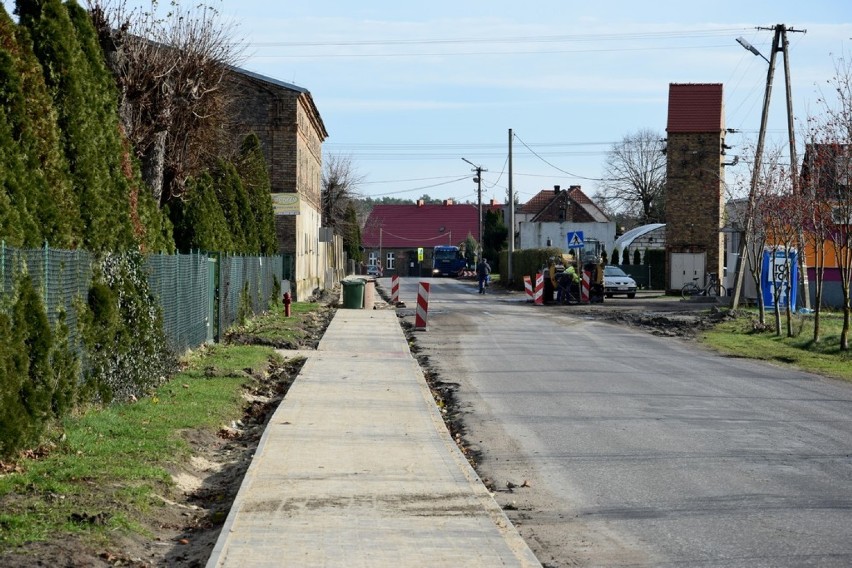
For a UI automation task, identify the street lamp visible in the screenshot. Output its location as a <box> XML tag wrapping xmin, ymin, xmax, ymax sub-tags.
<box><xmin>730</xmin><ymin>35</ymin><xmax>775</xmax><ymax>309</ymax></box>
<box><xmin>462</xmin><ymin>157</ymin><xmax>486</xmax><ymax>258</ymax></box>
<box><xmin>736</xmin><ymin>37</ymin><xmax>769</xmax><ymax>63</ymax></box>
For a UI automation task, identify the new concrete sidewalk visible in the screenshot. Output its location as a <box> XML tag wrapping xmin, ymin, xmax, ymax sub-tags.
<box><xmin>207</xmin><ymin>308</ymin><xmax>541</xmax><ymax>567</ymax></box>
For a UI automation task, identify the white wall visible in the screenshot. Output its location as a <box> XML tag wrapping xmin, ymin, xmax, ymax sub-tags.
<box><xmin>519</xmin><ymin>221</ymin><xmax>616</xmax><ymax>253</ymax></box>
<box><xmin>293</xmin><ymin>203</ymin><xmax>323</xmax><ymax>300</ymax></box>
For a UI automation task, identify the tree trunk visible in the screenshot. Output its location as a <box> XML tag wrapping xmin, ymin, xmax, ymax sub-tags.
<box><xmin>142</xmin><ymin>131</ymin><xmax>167</xmax><ymax>207</ymax></box>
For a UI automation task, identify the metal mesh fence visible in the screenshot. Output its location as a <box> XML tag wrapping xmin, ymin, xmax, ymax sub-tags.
<box><xmin>0</xmin><ymin>243</ymin><xmax>92</xmax><ymax>354</ymax></box>
<box><xmin>145</xmin><ymin>251</ymin><xmax>212</xmax><ymax>353</ymax></box>
<box><xmin>218</xmin><ymin>254</ymin><xmax>283</xmax><ymax>335</ymax></box>
<box><xmin>1</xmin><ymin>243</ymin><xmax>284</xmax><ymax>358</ymax></box>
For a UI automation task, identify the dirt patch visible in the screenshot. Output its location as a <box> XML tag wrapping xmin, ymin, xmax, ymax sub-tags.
<box><xmin>224</xmin><ymin>304</ymin><xmax>336</xmax><ymax>349</ymax></box>
<box><xmin>575</xmin><ymin>304</ymin><xmax>735</xmax><ymax>338</ymax></box>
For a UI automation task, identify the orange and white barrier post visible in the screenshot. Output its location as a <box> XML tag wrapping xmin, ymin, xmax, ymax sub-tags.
<box><xmin>391</xmin><ymin>274</ymin><xmax>400</xmax><ymax>304</ymax></box>
<box><xmin>581</xmin><ymin>270</ymin><xmax>590</xmax><ymax>303</ymax></box>
<box><xmin>524</xmin><ymin>275</ymin><xmax>533</xmax><ymax>301</ymax></box>
<box><xmin>414</xmin><ymin>281</ymin><xmax>430</xmax><ymax>331</ymax></box>
<box><xmin>534</xmin><ymin>273</ymin><xmax>544</xmax><ymax>305</ymax></box>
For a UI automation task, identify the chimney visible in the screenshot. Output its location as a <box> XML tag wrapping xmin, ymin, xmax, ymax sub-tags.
<box><xmin>417</xmin><ymin>199</ymin><xmax>425</xmax><ymax>207</ymax></box>
<box><xmin>490</xmin><ymin>198</ymin><xmax>497</xmax><ymax>206</ymax></box>
<box><xmin>554</xmin><ymin>185</ymin><xmax>561</xmax><ymax>194</ymax></box>
<box><xmin>569</xmin><ymin>185</ymin><xmax>581</xmax><ymax>192</ymax></box>
<box><xmin>443</xmin><ymin>199</ymin><xmax>453</xmax><ymax>206</ymax></box>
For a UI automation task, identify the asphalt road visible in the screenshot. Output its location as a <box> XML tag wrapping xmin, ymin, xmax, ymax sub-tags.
<box><xmin>393</xmin><ymin>277</ymin><xmax>852</xmax><ymax>567</ymax></box>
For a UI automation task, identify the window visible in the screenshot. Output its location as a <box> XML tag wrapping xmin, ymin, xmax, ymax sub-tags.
<box><xmin>831</xmin><ymin>207</ymin><xmax>852</xmax><ymax>225</ymax></box>
<box><xmin>368</xmin><ymin>252</ymin><xmax>378</xmax><ymax>266</ymax></box>
<box><xmin>835</xmin><ymin>149</ymin><xmax>851</xmax><ymax>188</ymax></box>
<box><xmin>386</xmin><ymin>252</ymin><xmax>395</xmax><ymax>270</ymax></box>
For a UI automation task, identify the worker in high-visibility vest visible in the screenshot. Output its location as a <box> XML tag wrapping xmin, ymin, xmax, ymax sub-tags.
<box><xmin>557</xmin><ymin>264</ymin><xmax>580</xmax><ymax>304</ymax></box>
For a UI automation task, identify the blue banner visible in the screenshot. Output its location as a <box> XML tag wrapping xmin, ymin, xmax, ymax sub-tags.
<box><xmin>761</xmin><ymin>249</ymin><xmax>798</xmax><ymax>311</ymax></box>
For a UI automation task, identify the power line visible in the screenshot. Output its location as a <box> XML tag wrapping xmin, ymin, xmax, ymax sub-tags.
<box><xmin>367</xmin><ymin>175</ymin><xmax>470</xmax><ymax>197</ymax></box>
<box><xmin>247</xmin><ymin>28</ymin><xmax>749</xmax><ymax>48</ymax></box>
<box><xmin>250</xmin><ymin>43</ymin><xmax>737</xmax><ymax>60</ymax></box>
<box><xmin>512</xmin><ymin>133</ymin><xmax>609</xmax><ymax>181</ymax></box>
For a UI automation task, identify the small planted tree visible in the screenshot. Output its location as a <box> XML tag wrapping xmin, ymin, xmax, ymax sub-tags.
<box><xmin>807</xmin><ymin>56</ymin><xmax>852</xmax><ymax>350</ymax></box>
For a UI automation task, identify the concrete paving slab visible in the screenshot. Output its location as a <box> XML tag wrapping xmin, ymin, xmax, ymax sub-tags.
<box><xmin>207</xmin><ymin>309</ymin><xmax>540</xmax><ymax>567</ymax></box>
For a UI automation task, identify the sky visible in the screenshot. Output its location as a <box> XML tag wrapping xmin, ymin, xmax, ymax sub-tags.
<box><xmin>5</xmin><ymin>1</ymin><xmax>852</xmax><ymax>206</ymax></box>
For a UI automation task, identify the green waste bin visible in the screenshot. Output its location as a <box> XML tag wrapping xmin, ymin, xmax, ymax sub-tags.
<box><xmin>342</xmin><ymin>279</ymin><xmax>365</xmax><ymax>309</ymax></box>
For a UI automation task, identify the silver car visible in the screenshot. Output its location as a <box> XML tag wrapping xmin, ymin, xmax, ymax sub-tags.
<box><xmin>604</xmin><ymin>265</ymin><xmax>637</xmax><ymax>298</ymax></box>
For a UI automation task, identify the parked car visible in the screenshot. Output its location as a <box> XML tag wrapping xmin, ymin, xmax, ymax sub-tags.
<box><xmin>604</xmin><ymin>265</ymin><xmax>637</xmax><ymax>298</ymax></box>
<box><xmin>366</xmin><ymin>265</ymin><xmax>382</xmax><ymax>277</ymax></box>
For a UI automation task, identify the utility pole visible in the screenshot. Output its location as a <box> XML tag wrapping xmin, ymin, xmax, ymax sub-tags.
<box><xmin>780</xmin><ymin>26</ymin><xmax>810</xmax><ymax>310</ymax></box>
<box><xmin>462</xmin><ymin>158</ymin><xmax>487</xmax><ymax>258</ymax></box>
<box><xmin>508</xmin><ymin>128</ymin><xmax>515</xmax><ymax>284</ymax></box>
<box><xmin>731</xmin><ymin>24</ymin><xmax>806</xmax><ymax>310</ymax></box>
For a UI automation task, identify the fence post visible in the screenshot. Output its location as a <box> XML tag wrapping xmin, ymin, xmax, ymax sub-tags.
<box><xmin>43</xmin><ymin>240</ymin><xmax>49</xmax><ymax>300</ymax></box>
<box><xmin>216</xmin><ymin>251</ymin><xmax>222</xmax><ymax>342</ymax></box>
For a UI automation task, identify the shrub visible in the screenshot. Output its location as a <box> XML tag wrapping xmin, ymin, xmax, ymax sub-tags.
<box><xmin>499</xmin><ymin>247</ymin><xmax>565</xmax><ymax>289</ymax></box>
<box><xmin>0</xmin><ymin>274</ymin><xmax>78</xmax><ymax>459</ymax></box>
<box><xmin>236</xmin><ymin>134</ymin><xmax>277</xmax><ymax>255</ymax></box>
<box><xmin>80</xmin><ymin>252</ymin><xmax>176</xmax><ymax>403</ymax></box>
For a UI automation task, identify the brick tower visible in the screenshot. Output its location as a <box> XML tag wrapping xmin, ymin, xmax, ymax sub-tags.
<box><xmin>664</xmin><ymin>83</ymin><xmax>726</xmax><ymax>292</ymax></box>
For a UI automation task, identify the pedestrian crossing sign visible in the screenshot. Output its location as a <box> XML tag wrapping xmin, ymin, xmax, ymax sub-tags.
<box><xmin>566</xmin><ymin>231</ymin><xmax>584</xmax><ymax>249</ymax></box>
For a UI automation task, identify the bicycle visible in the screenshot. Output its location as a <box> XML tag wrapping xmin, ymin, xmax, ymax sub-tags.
<box><xmin>681</xmin><ymin>272</ymin><xmax>725</xmax><ymax>300</ymax></box>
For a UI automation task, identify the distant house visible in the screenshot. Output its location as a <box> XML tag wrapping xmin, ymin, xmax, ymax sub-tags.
<box><xmin>517</xmin><ymin>185</ymin><xmax>614</xmax><ymax>253</ymax></box>
<box><xmin>722</xmin><ymin>143</ymin><xmax>852</xmax><ymax>308</ymax></box>
<box><xmin>224</xmin><ymin>67</ymin><xmax>340</xmax><ymax>300</ymax></box>
<box><xmin>799</xmin><ymin>143</ymin><xmax>851</xmax><ymax>308</ymax></box>
<box><xmin>361</xmin><ymin>200</ymin><xmax>484</xmax><ymax>276</ymax></box>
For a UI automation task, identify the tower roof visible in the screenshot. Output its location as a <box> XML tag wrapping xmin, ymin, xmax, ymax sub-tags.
<box><xmin>666</xmin><ymin>83</ymin><xmax>724</xmax><ymax>133</ymax></box>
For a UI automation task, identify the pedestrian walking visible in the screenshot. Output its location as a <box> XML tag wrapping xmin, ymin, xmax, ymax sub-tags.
<box><xmin>476</xmin><ymin>258</ymin><xmax>491</xmax><ymax>294</ymax></box>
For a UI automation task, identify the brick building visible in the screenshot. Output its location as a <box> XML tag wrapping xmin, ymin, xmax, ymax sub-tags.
<box><xmin>361</xmin><ymin>200</ymin><xmax>486</xmax><ymax>277</ymax></box>
<box><xmin>225</xmin><ymin>68</ymin><xmax>339</xmax><ymax>300</ymax></box>
<box><xmin>664</xmin><ymin>83</ymin><xmax>726</xmax><ymax>292</ymax></box>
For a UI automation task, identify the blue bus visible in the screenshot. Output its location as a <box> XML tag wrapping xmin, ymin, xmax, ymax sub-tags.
<box><xmin>432</xmin><ymin>245</ymin><xmax>466</xmax><ymax>277</ymax></box>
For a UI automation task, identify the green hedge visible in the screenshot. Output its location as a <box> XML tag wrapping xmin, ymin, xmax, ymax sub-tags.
<box><xmin>499</xmin><ymin>247</ymin><xmax>565</xmax><ymax>290</ymax></box>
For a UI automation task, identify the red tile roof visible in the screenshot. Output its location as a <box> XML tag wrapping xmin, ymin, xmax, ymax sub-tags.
<box><xmin>568</xmin><ymin>186</ymin><xmax>609</xmax><ymax>222</ymax></box>
<box><xmin>520</xmin><ymin>186</ymin><xmax>609</xmax><ymax>222</ymax></box>
<box><xmin>362</xmin><ymin>203</ymin><xmax>480</xmax><ymax>248</ymax></box>
<box><xmin>666</xmin><ymin>83</ymin><xmax>724</xmax><ymax>133</ymax></box>
<box><xmin>519</xmin><ymin>189</ymin><xmax>557</xmax><ymax>215</ymax></box>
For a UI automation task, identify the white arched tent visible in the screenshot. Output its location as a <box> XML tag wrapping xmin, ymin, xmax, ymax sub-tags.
<box><xmin>613</xmin><ymin>223</ymin><xmax>666</xmax><ymax>263</ymax></box>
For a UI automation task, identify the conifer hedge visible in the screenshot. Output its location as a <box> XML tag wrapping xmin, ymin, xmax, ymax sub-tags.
<box><xmin>0</xmin><ymin>1</ymin><xmax>280</xmax><ymax>459</ymax></box>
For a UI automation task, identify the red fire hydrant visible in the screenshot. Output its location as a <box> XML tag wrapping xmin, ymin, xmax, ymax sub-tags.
<box><xmin>283</xmin><ymin>291</ymin><xmax>292</xmax><ymax>317</ymax></box>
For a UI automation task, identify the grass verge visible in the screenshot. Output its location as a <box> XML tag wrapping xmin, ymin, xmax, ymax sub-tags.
<box><xmin>0</xmin><ymin>300</ymin><xmax>328</xmax><ymax>556</ymax></box>
<box><xmin>701</xmin><ymin>308</ymin><xmax>852</xmax><ymax>382</ymax></box>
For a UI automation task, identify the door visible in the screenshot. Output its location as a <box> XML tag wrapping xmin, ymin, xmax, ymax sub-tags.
<box><xmin>670</xmin><ymin>252</ymin><xmax>705</xmax><ymax>290</ymax></box>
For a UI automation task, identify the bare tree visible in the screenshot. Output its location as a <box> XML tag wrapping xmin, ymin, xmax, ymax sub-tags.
<box><xmin>596</xmin><ymin>129</ymin><xmax>667</xmax><ymax>224</ymax></box>
<box><xmin>760</xmin><ymin>152</ymin><xmax>801</xmax><ymax>337</ymax></box>
<box><xmin>322</xmin><ymin>154</ymin><xmax>365</xmax><ymax>263</ymax></box>
<box><xmin>800</xmin><ymin>141</ymin><xmax>836</xmax><ymax>344</ymax></box>
<box><xmin>808</xmin><ymin>56</ymin><xmax>852</xmax><ymax>350</ymax></box>
<box><xmin>322</xmin><ymin>154</ymin><xmax>364</xmax><ymax>230</ymax></box>
<box><xmin>89</xmin><ymin>0</ymin><xmax>245</xmax><ymax>206</ymax></box>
